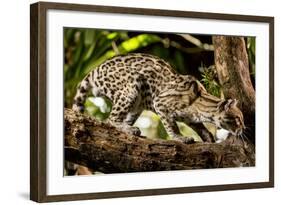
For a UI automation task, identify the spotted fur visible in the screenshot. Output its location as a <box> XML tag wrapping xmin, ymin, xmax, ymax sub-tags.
<box><xmin>72</xmin><ymin>53</ymin><xmax>245</xmax><ymax>143</ymax></box>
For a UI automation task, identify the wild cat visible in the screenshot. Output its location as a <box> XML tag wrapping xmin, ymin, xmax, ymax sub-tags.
<box><xmin>72</xmin><ymin>53</ymin><xmax>245</xmax><ymax>143</ymax></box>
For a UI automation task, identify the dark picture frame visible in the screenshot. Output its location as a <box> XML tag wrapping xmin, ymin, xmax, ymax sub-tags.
<box><xmin>30</xmin><ymin>1</ymin><xmax>274</xmax><ymax>202</ymax></box>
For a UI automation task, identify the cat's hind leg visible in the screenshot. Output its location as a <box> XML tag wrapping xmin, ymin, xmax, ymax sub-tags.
<box><xmin>107</xmin><ymin>90</ymin><xmax>142</xmax><ymax>136</ymax></box>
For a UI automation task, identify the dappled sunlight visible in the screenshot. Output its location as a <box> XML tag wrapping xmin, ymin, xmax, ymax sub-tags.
<box><xmin>89</xmin><ymin>97</ymin><xmax>108</xmax><ymax>113</ymax></box>
<box><xmin>134</xmin><ymin>111</ymin><xmax>160</xmax><ymax>139</ymax></box>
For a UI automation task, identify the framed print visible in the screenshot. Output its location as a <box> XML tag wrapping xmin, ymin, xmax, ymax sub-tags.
<box><xmin>30</xmin><ymin>1</ymin><xmax>274</xmax><ymax>202</ymax></box>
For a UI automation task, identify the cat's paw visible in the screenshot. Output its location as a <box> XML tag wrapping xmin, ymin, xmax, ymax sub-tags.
<box><xmin>126</xmin><ymin>126</ymin><xmax>141</xmax><ymax>136</ymax></box>
<box><xmin>119</xmin><ymin>125</ymin><xmax>141</xmax><ymax>136</ymax></box>
<box><xmin>108</xmin><ymin>121</ymin><xmax>141</xmax><ymax>136</ymax></box>
<box><xmin>173</xmin><ymin>135</ymin><xmax>195</xmax><ymax>144</ymax></box>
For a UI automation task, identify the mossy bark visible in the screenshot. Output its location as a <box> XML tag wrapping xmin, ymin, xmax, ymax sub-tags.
<box><xmin>64</xmin><ymin>108</ymin><xmax>254</xmax><ymax>173</ymax></box>
<box><xmin>213</xmin><ymin>36</ymin><xmax>255</xmax><ymax>143</ymax></box>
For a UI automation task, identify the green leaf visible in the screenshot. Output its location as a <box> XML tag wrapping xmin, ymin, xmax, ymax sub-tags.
<box><xmin>106</xmin><ymin>32</ymin><xmax>118</xmax><ymax>40</ymax></box>
<box><xmin>84</xmin><ymin>29</ymin><xmax>96</xmax><ymax>46</ymax></box>
<box><xmin>83</xmin><ymin>44</ymin><xmax>96</xmax><ymax>62</ymax></box>
<box><xmin>73</xmin><ymin>36</ymin><xmax>84</xmax><ymax>64</ymax></box>
<box><xmin>83</xmin><ymin>34</ymin><xmax>162</xmax><ymax>75</ymax></box>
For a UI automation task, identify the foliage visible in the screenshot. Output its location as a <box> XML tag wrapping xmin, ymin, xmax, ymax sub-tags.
<box><xmin>200</xmin><ymin>65</ymin><xmax>221</xmax><ymax>97</ymax></box>
<box><xmin>247</xmin><ymin>37</ymin><xmax>256</xmax><ymax>77</ymax></box>
<box><xmin>84</xmin><ymin>97</ymin><xmax>111</xmax><ymax>121</ymax></box>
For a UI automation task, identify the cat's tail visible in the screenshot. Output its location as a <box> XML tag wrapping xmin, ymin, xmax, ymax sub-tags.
<box><xmin>72</xmin><ymin>71</ymin><xmax>94</xmax><ymax>112</ymax></box>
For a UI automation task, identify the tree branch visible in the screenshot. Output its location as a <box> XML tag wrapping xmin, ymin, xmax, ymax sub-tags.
<box><xmin>212</xmin><ymin>36</ymin><xmax>256</xmax><ymax>142</ymax></box>
<box><xmin>64</xmin><ymin>108</ymin><xmax>255</xmax><ymax>173</ymax></box>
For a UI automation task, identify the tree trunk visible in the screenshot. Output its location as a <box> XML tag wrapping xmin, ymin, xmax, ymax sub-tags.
<box><xmin>212</xmin><ymin>36</ymin><xmax>255</xmax><ymax>142</ymax></box>
<box><xmin>64</xmin><ymin>108</ymin><xmax>255</xmax><ymax>173</ymax></box>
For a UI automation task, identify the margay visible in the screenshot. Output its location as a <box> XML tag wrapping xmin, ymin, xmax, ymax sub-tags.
<box><xmin>72</xmin><ymin>53</ymin><xmax>245</xmax><ymax>143</ymax></box>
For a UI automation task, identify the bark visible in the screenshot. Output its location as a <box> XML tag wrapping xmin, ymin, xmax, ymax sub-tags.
<box><xmin>64</xmin><ymin>108</ymin><xmax>255</xmax><ymax>173</ymax></box>
<box><xmin>212</xmin><ymin>36</ymin><xmax>256</xmax><ymax>142</ymax></box>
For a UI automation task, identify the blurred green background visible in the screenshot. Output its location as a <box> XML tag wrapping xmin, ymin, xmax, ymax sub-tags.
<box><xmin>64</xmin><ymin>28</ymin><xmax>255</xmax><ymax>141</ymax></box>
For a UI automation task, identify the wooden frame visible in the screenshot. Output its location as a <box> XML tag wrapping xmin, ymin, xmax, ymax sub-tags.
<box><xmin>30</xmin><ymin>1</ymin><xmax>274</xmax><ymax>202</ymax></box>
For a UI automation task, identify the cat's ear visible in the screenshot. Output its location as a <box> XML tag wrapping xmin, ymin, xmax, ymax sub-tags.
<box><xmin>219</xmin><ymin>99</ymin><xmax>237</xmax><ymax>111</ymax></box>
<box><xmin>232</xmin><ymin>99</ymin><xmax>238</xmax><ymax>107</ymax></box>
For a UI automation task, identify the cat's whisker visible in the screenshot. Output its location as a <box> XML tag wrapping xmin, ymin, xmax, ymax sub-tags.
<box><xmin>243</xmin><ymin>129</ymin><xmax>253</xmax><ymax>138</ymax></box>
<box><xmin>242</xmin><ymin>133</ymin><xmax>250</xmax><ymax>143</ymax></box>
<box><xmin>245</xmin><ymin>124</ymin><xmax>255</xmax><ymax>129</ymax></box>
<box><xmin>243</xmin><ymin>126</ymin><xmax>252</xmax><ymax>133</ymax></box>
<box><xmin>246</xmin><ymin>125</ymin><xmax>254</xmax><ymax>129</ymax></box>
<box><xmin>238</xmin><ymin>133</ymin><xmax>246</xmax><ymax>146</ymax></box>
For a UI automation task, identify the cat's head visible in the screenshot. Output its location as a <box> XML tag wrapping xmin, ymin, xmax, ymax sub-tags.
<box><xmin>216</xmin><ymin>99</ymin><xmax>245</xmax><ymax>135</ymax></box>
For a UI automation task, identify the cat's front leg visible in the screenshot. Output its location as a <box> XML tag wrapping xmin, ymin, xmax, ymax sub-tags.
<box><xmin>188</xmin><ymin>123</ymin><xmax>215</xmax><ymax>142</ymax></box>
<box><xmin>157</xmin><ymin>112</ymin><xmax>195</xmax><ymax>144</ymax></box>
